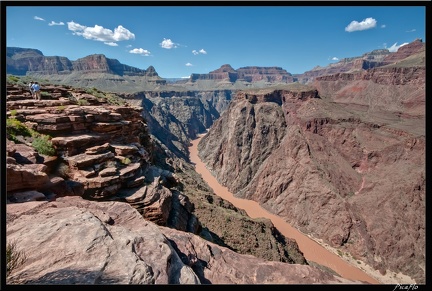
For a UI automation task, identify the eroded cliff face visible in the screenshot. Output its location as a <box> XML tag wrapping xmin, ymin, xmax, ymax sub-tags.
<box><xmin>119</xmin><ymin>89</ymin><xmax>233</xmax><ymax>160</ymax></box>
<box><xmin>197</xmin><ymin>75</ymin><xmax>425</xmax><ymax>283</ymax></box>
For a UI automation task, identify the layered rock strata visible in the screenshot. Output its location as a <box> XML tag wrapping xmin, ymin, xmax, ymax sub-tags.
<box><xmin>198</xmin><ymin>80</ymin><xmax>425</xmax><ymax>283</ymax></box>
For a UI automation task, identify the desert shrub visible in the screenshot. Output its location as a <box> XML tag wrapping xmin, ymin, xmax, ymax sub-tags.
<box><xmin>7</xmin><ymin>118</ymin><xmax>55</xmax><ymax>155</ymax></box>
<box><xmin>6</xmin><ymin>240</ymin><xmax>27</xmax><ymax>280</ymax></box>
<box><xmin>56</xmin><ymin>162</ymin><xmax>71</xmax><ymax>178</ymax></box>
<box><xmin>77</xmin><ymin>99</ymin><xmax>90</xmax><ymax>106</ymax></box>
<box><xmin>6</xmin><ymin>118</ymin><xmax>33</xmax><ymax>141</ymax></box>
<box><xmin>41</xmin><ymin>91</ymin><xmax>51</xmax><ymax>98</ymax></box>
<box><xmin>7</xmin><ymin>75</ymin><xmax>20</xmax><ymax>84</ymax></box>
<box><xmin>121</xmin><ymin>157</ymin><xmax>131</xmax><ymax>165</ymax></box>
<box><xmin>9</xmin><ymin>109</ymin><xmax>18</xmax><ymax>117</ymax></box>
<box><xmin>57</xmin><ymin>105</ymin><xmax>66</xmax><ymax>111</ymax></box>
<box><xmin>32</xmin><ymin>134</ymin><xmax>56</xmax><ymax>156</ymax></box>
<box><xmin>106</xmin><ymin>93</ymin><xmax>126</xmax><ymax>105</ymax></box>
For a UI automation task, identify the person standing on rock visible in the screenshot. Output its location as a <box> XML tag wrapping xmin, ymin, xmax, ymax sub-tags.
<box><xmin>28</xmin><ymin>81</ymin><xmax>35</xmax><ymax>98</ymax></box>
<box><xmin>32</xmin><ymin>82</ymin><xmax>41</xmax><ymax>100</ymax></box>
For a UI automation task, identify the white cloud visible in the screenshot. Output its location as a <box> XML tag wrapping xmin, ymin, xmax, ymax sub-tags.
<box><xmin>67</xmin><ymin>21</ymin><xmax>135</xmax><ymax>43</ymax></box>
<box><xmin>34</xmin><ymin>16</ymin><xmax>45</xmax><ymax>21</ymax></box>
<box><xmin>105</xmin><ymin>42</ymin><xmax>118</xmax><ymax>47</ymax></box>
<box><xmin>387</xmin><ymin>42</ymin><xmax>409</xmax><ymax>52</ymax></box>
<box><xmin>185</xmin><ymin>63</ymin><xmax>193</xmax><ymax>66</ymax></box>
<box><xmin>406</xmin><ymin>29</ymin><xmax>416</xmax><ymax>32</ymax></box>
<box><xmin>331</xmin><ymin>57</ymin><xmax>339</xmax><ymax>61</ymax></box>
<box><xmin>345</xmin><ymin>17</ymin><xmax>377</xmax><ymax>32</ymax></box>
<box><xmin>48</xmin><ymin>21</ymin><xmax>64</xmax><ymax>26</ymax></box>
<box><xmin>192</xmin><ymin>49</ymin><xmax>207</xmax><ymax>55</ymax></box>
<box><xmin>160</xmin><ymin>38</ymin><xmax>178</xmax><ymax>49</ymax></box>
<box><xmin>129</xmin><ymin>48</ymin><xmax>151</xmax><ymax>56</ymax></box>
<box><xmin>381</xmin><ymin>24</ymin><xmax>386</xmax><ymax>28</ymax></box>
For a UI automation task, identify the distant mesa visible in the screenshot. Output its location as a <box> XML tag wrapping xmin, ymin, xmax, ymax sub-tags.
<box><xmin>190</xmin><ymin>64</ymin><xmax>295</xmax><ymax>83</ymax></box>
<box><xmin>6</xmin><ymin>47</ymin><xmax>158</xmax><ymax>78</ymax></box>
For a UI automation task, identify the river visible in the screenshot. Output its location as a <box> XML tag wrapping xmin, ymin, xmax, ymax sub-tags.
<box><xmin>189</xmin><ymin>134</ymin><xmax>380</xmax><ymax>284</ymax></box>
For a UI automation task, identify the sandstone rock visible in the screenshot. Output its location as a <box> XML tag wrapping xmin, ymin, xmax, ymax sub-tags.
<box><xmin>6</xmin><ymin>197</ymin><xmax>362</xmax><ymax>285</ymax></box>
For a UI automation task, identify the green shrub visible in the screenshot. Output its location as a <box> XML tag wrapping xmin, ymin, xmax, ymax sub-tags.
<box><xmin>77</xmin><ymin>99</ymin><xmax>90</xmax><ymax>106</ymax></box>
<box><xmin>6</xmin><ymin>118</ymin><xmax>32</xmax><ymax>141</ymax></box>
<box><xmin>41</xmin><ymin>91</ymin><xmax>51</xmax><ymax>98</ymax></box>
<box><xmin>6</xmin><ymin>240</ymin><xmax>27</xmax><ymax>280</ymax></box>
<box><xmin>32</xmin><ymin>134</ymin><xmax>56</xmax><ymax>156</ymax></box>
<box><xmin>7</xmin><ymin>118</ymin><xmax>56</xmax><ymax>156</ymax></box>
<box><xmin>9</xmin><ymin>109</ymin><xmax>18</xmax><ymax>116</ymax></box>
<box><xmin>56</xmin><ymin>162</ymin><xmax>71</xmax><ymax>178</ymax></box>
<box><xmin>7</xmin><ymin>75</ymin><xmax>20</xmax><ymax>84</ymax></box>
<box><xmin>121</xmin><ymin>157</ymin><xmax>131</xmax><ymax>165</ymax></box>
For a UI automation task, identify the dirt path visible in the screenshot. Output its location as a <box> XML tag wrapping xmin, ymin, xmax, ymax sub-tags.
<box><xmin>189</xmin><ymin>134</ymin><xmax>381</xmax><ymax>284</ymax></box>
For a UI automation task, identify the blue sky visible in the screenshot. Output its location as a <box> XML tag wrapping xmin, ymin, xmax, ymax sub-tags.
<box><xmin>5</xmin><ymin>3</ymin><xmax>426</xmax><ymax>78</ymax></box>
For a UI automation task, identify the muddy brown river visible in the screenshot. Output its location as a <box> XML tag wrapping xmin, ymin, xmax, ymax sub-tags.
<box><xmin>189</xmin><ymin>134</ymin><xmax>380</xmax><ymax>284</ymax></box>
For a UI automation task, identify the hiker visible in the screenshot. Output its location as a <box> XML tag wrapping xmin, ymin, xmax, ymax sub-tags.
<box><xmin>32</xmin><ymin>82</ymin><xmax>41</xmax><ymax>100</ymax></box>
<box><xmin>28</xmin><ymin>81</ymin><xmax>35</xmax><ymax>98</ymax></box>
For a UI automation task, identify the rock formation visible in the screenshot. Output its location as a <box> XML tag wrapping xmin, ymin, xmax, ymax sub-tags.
<box><xmin>6</xmin><ymin>48</ymin><xmax>166</xmax><ymax>92</ymax></box>
<box><xmin>197</xmin><ymin>45</ymin><xmax>426</xmax><ymax>283</ymax></box>
<box><xmin>293</xmin><ymin>39</ymin><xmax>425</xmax><ymax>84</ymax></box>
<box><xmin>6</xmin><ymin>196</ymin><xmax>362</xmax><ymax>284</ymax></box>
<box><xmin>190</xmin><ymin>64</ymin><xmax>294</xmax><ymax>84</ymax></box>
<box><xmin>6</xmin><ymin>81</ymin><xmax>353</xmax><ymax>284</ymax></box>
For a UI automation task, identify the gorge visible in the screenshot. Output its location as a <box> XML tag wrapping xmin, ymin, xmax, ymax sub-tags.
<box><xmin>5</xmin><ymin>38</ymin><xmax>426</xmax><ymax>285</ymax></box>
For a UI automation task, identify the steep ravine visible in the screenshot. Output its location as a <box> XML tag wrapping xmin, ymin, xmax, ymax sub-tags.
<box><xmin>189</xmin><ymin>134</ymin><xmax>381</xmax><ymax>284</ymax></box>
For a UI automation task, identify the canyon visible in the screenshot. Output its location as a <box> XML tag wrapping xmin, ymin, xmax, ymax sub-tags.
<box><xmin>5</xmin><ymin>38</ymin><xmax>426</xmax><ymax>284</ymax></box>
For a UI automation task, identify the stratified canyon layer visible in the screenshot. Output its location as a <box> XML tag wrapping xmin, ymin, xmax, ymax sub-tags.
<box><xmin>197</xmin><ymin>40</ymin><xmax>425</xmax><ymax>283</ymax></box>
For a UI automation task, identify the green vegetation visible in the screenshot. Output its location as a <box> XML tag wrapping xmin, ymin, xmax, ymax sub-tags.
<box><xmin>6</xmin><ymin>118</ymin><xmax>56</xmax><ymax>156</ymax></box>
<box><xmin>32</xmin><ymin>134</ymin><xmax>56</xmax><ymax>156</ymax></box>
<box><xmin>105</xmin><ymin>93</ymin><xmax>127</xmax><ymax>106</ymax></box>
<box><xmin>85</xmin><ymin>87</ymin><xmax>126</xmax><ymax>105</ymax></box>
<box><xmin>7</xmin><ymin>75</ymin><xmax>20</xmax><ymax>83</ymax></box>
<box><xmin>56</xmin><ymin>162</ymin><xmax>71</xmax><ymax>179</ymax></box>
<box><xmin>41</xmin><ymin>91</ymin><xmax>51</xmax><ymax>98</ymax></box>
<box><xmin>77</xmin><ymin>99</ymin><xmax>90</xmax><ymax>106</ymax></box>
<box><xmin>6</xmin><ymin>74</ymin><xmax>44</xmax><ymax>87</ymax></box>
<box><xmin>6</xmin><ymin>240</ymin><xmax>27</xmax><ymax>280</ymax></box>
<box><xmin>9</xmin><ymin>109</ymin><xmax>18</xmax><ymax>117</ymax></box>
<box><xmin>6</xmin><ymin>118</ymin><xmax>34</xmax><ymax>141</ymax></box>
<box><xmin>121</xmin><ymin>157</ymin><xmax>132</xmax><ymax>165</ymax></box>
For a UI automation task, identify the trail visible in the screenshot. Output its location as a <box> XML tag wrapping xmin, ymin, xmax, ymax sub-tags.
<box><xmin>189</xmin><ymin>134</ymin><xmax>380</xmax><ymax>284</ymax></box>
